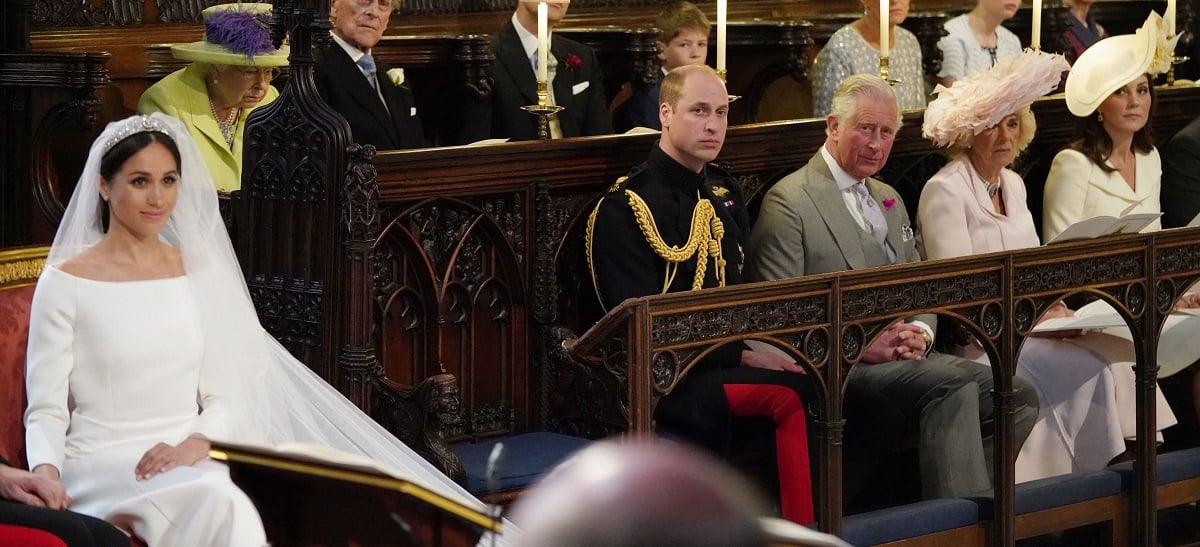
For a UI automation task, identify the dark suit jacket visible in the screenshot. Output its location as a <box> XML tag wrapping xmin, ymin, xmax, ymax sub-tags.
<box><xmin>614</xmin><ymin>71</ymin><xmax>663</xmax><ymax>132</ymax></box>
<box><xmin>313</xmin><ymin>43</ymin><xmax>426</xmax><ymax>151</ymax></box>
<box><xmin>1162</xmin><ymin>115</ymin><xmax>1200</xmax><ymax>228</ymax></box>
<box><xmin>460</xmin><ymin>21</ymin><xmax>613</xmax><ymax>142</ymax></box>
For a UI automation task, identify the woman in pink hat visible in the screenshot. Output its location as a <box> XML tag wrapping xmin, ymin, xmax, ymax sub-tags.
<box><xmin>918</xmin><ymin>48</ymin><xmax>1178</xmax><ymax>482</ymax></box>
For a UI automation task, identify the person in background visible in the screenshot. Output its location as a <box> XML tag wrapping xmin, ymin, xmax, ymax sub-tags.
<box><xmin>748</xmin><ymin>74</ymin><xmax>1039</xmax><ymax>499</ymax></box>
<box><xmin>138</xmin><ymin>3</ymin><xmax>287</xmax><ymax>192</ymax></box>
<box><xmin>1160</xmin><ymin>114</ymin><xmax>1200</xmax><ymax>229</ymax></box>
<box><xmin>615</xmin><ymin>1</ymin><xmax>710</xmax><ymax>131</ymax></box>
<box><xmin>459</xmin><ymin>0</ymin><xmax>612</xmax><ymax>142</ymax></box>
<box><xmin>314</xmin><ymin>0</ymin><xmax>427</xmax><ymax>150</ymax></box>
<box><xmin>936</xmin><ymin>0</ymin><xmax>1021</xmax><ymax>88</ymax></box>
<box><xmin>919</xmin><ymin>50</ymin><xmax>1176</xmax><ymax>481</ymax></box>
<box><xmin>811</xmin><ymin>0</ymin><xmax>925</xmax><ymax>117</ymax></box>
<box><xmin>1046</xmin><ymin>13</ymin><xmax>1200</xmax><ymax>426</ymax></box>
<box><xmin>1063</xmin><ymin>0</ymin><xmax>1108</xmax><ymax>64</ymax></box>
<box><xmin>512</xmin><ymin>438</ymin><xmax>852</xmax><ymax>547</ymax></box>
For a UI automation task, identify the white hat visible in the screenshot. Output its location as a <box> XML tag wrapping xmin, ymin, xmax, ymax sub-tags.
<box><xmin>1065</xmin><ymin>13</ymin><xmax>1177</xmax><ymax>117</ymax></box>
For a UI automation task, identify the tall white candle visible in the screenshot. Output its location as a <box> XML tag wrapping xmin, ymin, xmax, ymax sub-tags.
<box><xmin>879</xmin><ymin>0</ymin><xmax>889</xmax><ymax>58</ymax></box>
<box><xmin>1032</xmin><ymin>0</ymin><xmax>1042</xmax><ymax>49</ymax></box>
<box><xmin>537</xmin><ymin>2</ymin><xmax>549</xmax><ymax>82</ymax></box>
<box><xmin>1167</xmin><ymin>0</ymin><xmax>1177</xmax><ymax>37</ymax></box>
<box><xmin>717</xmin><ymin>0</ymin><xmax>727</xmax><ymax>71</ymax></box>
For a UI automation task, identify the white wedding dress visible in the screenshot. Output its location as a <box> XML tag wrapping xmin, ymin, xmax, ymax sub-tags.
<box><xmin>29</xmin><ymin>113</ymin><xmax>514</xmax><ymax>547</ymax></box>
<box><xmin>25</xmin><ymin>267</ymin><xmax>266</xmax><ymax>546</ymax></box>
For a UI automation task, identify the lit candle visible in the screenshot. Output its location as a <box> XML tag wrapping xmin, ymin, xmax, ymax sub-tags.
<box><xmin>879</xmin><ymin>0</ymin><xmax>889</xmax><ymax>58</ymax></box>
<box><xmin>537</xmin><ymin>1</ymin><xmax>549</xmax><ymax>82</ymax></box>
<box><xmin>1032</xmin><ymin>0</ymin><xmax>1042</xmax><ymax>49</ymax></box>
<box><xmin>1166</xmin><ymin>0</ymin><xmax>1177</xmax><ymax>37</ymax></box>
<box><xmin>717</xmin><ymin>0</ymin><xmax>727</xmax><ymax>71</ymax></box>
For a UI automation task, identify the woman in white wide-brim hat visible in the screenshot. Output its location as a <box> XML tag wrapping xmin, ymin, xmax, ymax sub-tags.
<box><xmin>1045</xmin><ymin>12</ymin><xmax>1200</xmax><ymax>425</ymax></box>
<box><xmin>138</xmin><ymin>3</ymin><xmax>289</xmax><ymax>192</ymax></box>
<box><xmin>918</xmin><ymin>48</ymin><xmax>1177</xmax><ymax>482</ymax></box>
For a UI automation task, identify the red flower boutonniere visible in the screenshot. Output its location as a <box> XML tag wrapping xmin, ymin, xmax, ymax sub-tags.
<box><xmin>882</xmin><ymin>197</ymin><xmax>896</xmax><ymax>211</ymax></box>
<box><xmin>565</xmin><ymin>53</ymin><xmax>583</xmax><ymax>71</ymax></box>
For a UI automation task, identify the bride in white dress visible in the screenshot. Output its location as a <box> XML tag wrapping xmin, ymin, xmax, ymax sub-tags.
<box><xmin>25</xmin><ymin>113</ymin><xmax>511</xmax><ymax>545</ymax></box>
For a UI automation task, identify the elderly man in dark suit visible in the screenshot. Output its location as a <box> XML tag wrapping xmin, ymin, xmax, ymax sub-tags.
<box><xmin>314</xmin><ymin>0</ymin><xmax>426</xmax><ymax>150</ymax></box>
<box><xmin>459</xmin><ymin>0</ymin><xmax>612</xmax><ymax>142</ymax></box>
<box><xmin>748</xmin><ymin>74</ymin><xmax>1038</xmax><ymax>500</ymax></box>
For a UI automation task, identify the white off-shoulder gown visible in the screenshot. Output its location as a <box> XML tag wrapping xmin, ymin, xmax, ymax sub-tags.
<box><xmin>24</xmin><ymin>266</ymin><xmax>265</xmax><ymax>546</ymax></box>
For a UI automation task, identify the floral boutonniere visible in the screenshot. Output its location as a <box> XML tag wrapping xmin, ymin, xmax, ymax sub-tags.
<box><xmin>564</xmin><ymin>53</ymin><xmax>583</xmax><ymax>72</ymax></box>
<box><xmin>882</xmin><ymin>197</ymin><xmax>896</xmax><ymax>211</ymax></box>
<box><xmin>387</xmin><ymin>67</ymin><xmax>406</xmax><ymax>87</ymax></box>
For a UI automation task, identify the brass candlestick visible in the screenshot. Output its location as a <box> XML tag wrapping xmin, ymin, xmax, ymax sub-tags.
<box><xmin>879</xmin><ymin>56</ymin><xmax>901</xmax><ymax>86</ymax></box>
<box><xmin>1166</xmin><ymin>35</ymin><xmax>1190</xmax><ymax>86</ymax></box>
<box><xmin>716</xmin><ymin>69</ymin><xmax>741</xmax><ymax>103</ymax></box>
<box><xmin>521</xmin><ymin>80</ymin><xmax>565</xmax><ymax>140</ymax></box>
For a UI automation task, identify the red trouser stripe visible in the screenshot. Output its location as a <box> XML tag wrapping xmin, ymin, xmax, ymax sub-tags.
<box><xmin>0</xmin><ymin>523</ymin><xmax>68</xmax><ymax>547</ymax></box>
<box><xmin>723</xmin><ymin>383</ymin><xmax>815</xmax><ymax>524</ymax></box>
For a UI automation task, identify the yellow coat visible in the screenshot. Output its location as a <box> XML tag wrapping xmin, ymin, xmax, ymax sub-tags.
<box><xmin>137</xmin><ymin>63</ymin><xmax>279</xmax><ymax>192</ymax></box>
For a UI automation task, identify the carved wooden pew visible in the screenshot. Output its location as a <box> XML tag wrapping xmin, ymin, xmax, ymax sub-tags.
<box><xmin>567</xmin><ymin>228</ymin><xmax>1200</xmax><ymax>546</ymax></box>
<box><xmin>359</xmin><ymin>85</ymin><xmax>1200</xmax><ymax>458</ymax></box>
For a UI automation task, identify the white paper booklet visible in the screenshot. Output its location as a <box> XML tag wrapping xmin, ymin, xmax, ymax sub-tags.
<box><xmin>1030</xmin><ymin>312</ymin><xmax>1128</xmax><ymax>333</ymax></box>
<box><xmin>1046</xmin><ymin>212</ymin><xmax>1162</xmax><ymax>243</ymax></box>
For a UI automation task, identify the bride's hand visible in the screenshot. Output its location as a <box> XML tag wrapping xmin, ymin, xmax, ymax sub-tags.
<box><xmin>135</xmin><ymin>435</ymin><xmax>211</xmax><ymax>481</ymax></box>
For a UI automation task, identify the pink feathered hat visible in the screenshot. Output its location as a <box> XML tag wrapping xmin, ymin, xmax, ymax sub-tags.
<box><xmin>922</xmin><ymin>49</ymin><xmax>1069</xmax><ymax>149</ymax></box>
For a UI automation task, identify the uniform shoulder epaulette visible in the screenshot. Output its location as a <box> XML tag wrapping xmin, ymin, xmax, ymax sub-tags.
<box><xmin>607</xmin><ymin>163</ymin><xmax>649</xmax><ymax>193</ymax></box>
<box><xmin>704</xmin><ymin>162</ymin><xmax>736</xmax><ymax>199</ymax></box>
<box><xmin>705</xmin><ymin>161</ymin><xmax>732</xmax><ymax>177</ymax></box>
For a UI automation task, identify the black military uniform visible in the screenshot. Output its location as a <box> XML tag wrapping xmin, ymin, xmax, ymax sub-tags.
<box><xmin>587</xmin><ymin>144</ymin><xmax>814</xmax><ymax>451</ymax></box>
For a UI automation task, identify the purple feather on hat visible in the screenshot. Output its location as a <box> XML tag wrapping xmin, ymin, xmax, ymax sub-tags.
<box><xmin>205</xmin><ymin>9</ymin><xmax>275</xmax><ymax>57</ymax></box>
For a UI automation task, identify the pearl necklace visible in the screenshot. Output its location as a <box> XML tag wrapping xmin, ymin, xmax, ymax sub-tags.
<box><xmin>209</xmin><ymin>98</ymin><xmax>240</xmax><ymax>149</ymax></box>
<box><xmin>973</xmin><ymin>163</ymin><xmax>1001</xmax><ymax>197</ymax></box>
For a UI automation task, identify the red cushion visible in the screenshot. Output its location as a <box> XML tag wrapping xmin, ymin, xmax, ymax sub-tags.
<box><xmin>0</xmin><ymin>284</ymin><xmax>34</xmax><ymax>469</ymax></box>
<box><xmin>0</xmin><ymin>523</ymin><xmax>68</xmax><ymax>546</ymax></box>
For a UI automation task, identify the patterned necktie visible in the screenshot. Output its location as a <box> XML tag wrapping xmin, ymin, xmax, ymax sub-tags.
<box><xmin>854</xmin><ymin>182</ymin><xmax>889</xmax><ymax>249</ymax></box>
<box><xmin>357</xmin><ymin>54</ymin><xmax>379</xmax><ymax>93</ymax></box>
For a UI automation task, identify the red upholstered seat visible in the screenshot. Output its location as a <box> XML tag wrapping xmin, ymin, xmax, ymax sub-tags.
<box><xmin>0</xmin><ymin>247</ymin><xmax>47</xmax><ymax>469</ymax></box>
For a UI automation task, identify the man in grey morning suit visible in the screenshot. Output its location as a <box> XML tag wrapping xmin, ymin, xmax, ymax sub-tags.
<box><xmin>747</xmin><ymin>74</ymin><xmax>1038</xmax><ymax>499</ymax></box>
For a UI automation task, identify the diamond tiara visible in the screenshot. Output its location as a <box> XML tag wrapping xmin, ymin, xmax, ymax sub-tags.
<box><xmin>102</xmin><ymin>115</ymin><xmax>173</xmax><ymax>154</ymax></box>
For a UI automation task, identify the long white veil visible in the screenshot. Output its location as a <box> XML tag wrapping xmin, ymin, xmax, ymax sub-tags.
<box><xmin>49</xmin><ymin>113</ymin><xmax>514</xmax><ymax>544</ymax></box>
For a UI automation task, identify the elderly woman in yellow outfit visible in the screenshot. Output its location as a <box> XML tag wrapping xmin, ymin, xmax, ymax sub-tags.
<box><xmin>138</xmin><ymin>3</ymin><xmax>288</xmax><ymax>192</ymax></box>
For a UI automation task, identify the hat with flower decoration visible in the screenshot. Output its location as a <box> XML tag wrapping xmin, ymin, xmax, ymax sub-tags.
<box><xmin>922</xmin><ymin>49</ymin><xmax>1070</xmax><ymax>149</ymax></box>
<box><xmin>172</xmin><ymin>3</ymin><xmax>289</xmax><ymax>67</ymax></box>
<box><xmin>1065</xmin><ymin>12</ymin><xmax>1178</xmax><ymax>117</ymax></box>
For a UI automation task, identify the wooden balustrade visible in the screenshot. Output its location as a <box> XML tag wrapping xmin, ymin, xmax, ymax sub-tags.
<box><xmin>568</xmin><ymin>227</ymin><xmax>1200</xmax><ymax>544</ymax></box>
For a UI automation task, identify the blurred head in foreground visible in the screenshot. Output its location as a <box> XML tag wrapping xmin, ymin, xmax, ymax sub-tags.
<box><xmin>511</xmin><ymin>438</ymin><xmax>768</xmax><ymax>547</ymax></box>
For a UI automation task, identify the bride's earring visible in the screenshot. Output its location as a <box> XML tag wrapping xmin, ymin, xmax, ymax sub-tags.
<box><xmin>1098</xmin><ymin>112</ymin><xmax>1104</xmax><ymax>122</ymax></box>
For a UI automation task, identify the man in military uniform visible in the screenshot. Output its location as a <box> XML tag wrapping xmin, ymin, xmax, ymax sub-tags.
<box><xmin>587</xmin><ymin>64</ymin><xmax>823</xmax><ymax>523</ymax></box>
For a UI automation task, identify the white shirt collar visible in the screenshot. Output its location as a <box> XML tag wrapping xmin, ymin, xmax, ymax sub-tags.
<box><xmin>331</xmin><ymin>31</ymin><xmax>368</xmax><ymax>63</ymax></box>
<box><xmin>513</xmin><ymin>13</ymin><xmax>543</xmax><ymax>61</ymax></box>
<box><xmin>820</xmin><ymin>145</ymin><xmax>863</xmax><ymax>191</ymax></box>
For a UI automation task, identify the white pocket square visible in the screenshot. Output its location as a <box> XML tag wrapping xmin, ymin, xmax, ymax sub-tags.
<box><xmin>410</xmin><ymin>107</ymin><xmax>417</xmax><ymax>117</ymax></box>
<box><xmin>572</xmin><ymin>81</ymin><xmax>589</xmax><ymax>95</ymax></box>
